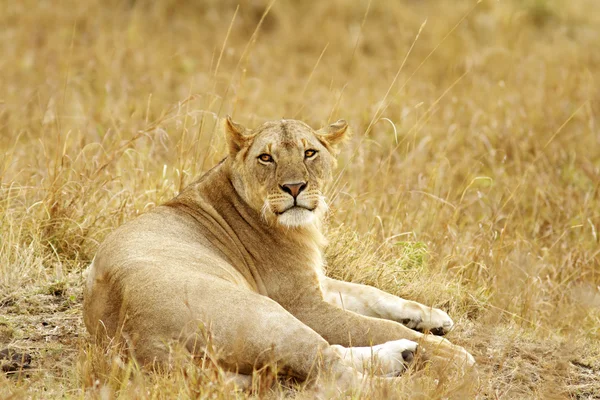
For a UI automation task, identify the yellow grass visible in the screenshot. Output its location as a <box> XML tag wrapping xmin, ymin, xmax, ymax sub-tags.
<box><xmin>1</xmin><ymin>0</ymin><xmax>599</xmax><ymax>398</ymax></box>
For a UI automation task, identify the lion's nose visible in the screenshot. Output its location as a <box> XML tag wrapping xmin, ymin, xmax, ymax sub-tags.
<box><xmin>280</xmin><ymin>182</ymin><xmax>307</xmax><ymax>199</ymax></box>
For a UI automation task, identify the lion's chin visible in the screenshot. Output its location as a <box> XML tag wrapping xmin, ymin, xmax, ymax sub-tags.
<box><xmin>276</xmin><ymin>207</ymin><xmax>316</xmax><ymax>228</ymax></box>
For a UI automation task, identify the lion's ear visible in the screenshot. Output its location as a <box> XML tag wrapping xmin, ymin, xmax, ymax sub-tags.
<box><xmin>223</xmin><ymin>115</ymin><xmax>251</xmax><ymax>157</ymax></box>
<box><xmin>317</xmin><ymin>119</ymin><xmax>349</xmax><ymax>154</ymax></box>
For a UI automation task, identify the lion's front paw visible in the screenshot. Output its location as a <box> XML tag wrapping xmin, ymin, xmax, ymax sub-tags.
<box><xmin>416</xmin><ymin>307</ymin><xmax>454</xmax><ymax>336</ymax></box>
<box><xmin>396</xmin><ymin>306</ymin><xmax>454</xmax><ymax>336</ymax></box>
<box><xmin>333</xmin><ymin>339</ymin><xmax>418</xmax><ymax>376</ymax></box>
<box><xmin>373</xmin><ymin>339</ymin><xmax>419</xmax><ymax>376</ymax></box>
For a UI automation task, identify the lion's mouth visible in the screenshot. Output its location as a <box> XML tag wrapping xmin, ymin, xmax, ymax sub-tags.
<box><xmin>275</xmin><ymin>205</ymin><xmax>316</xmax><ymax>215</ymax></box>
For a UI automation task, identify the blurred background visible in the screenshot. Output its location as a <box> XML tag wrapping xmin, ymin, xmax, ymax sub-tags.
<box><xmin>1</xmin><ymin>0</ymin><xmax>599</xmax><ymax>398</ymax></box>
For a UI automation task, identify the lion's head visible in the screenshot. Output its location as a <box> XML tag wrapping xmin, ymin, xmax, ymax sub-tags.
<box><xmin>224</xmin><ymin>117</ymin><xmax>348</xmax><ymax>228</ymax></box>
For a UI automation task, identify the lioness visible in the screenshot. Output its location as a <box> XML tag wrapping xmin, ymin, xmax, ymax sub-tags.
<box><xmin>83</xmin><ymin>117</ymin><xmax>474</xmax><ymax>389</ymax></box>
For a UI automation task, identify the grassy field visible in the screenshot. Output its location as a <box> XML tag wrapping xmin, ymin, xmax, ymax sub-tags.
<box><xmin>1</xmin><ymin>0</ymin><xmax>599</xmax><ymax>398</ymax></box>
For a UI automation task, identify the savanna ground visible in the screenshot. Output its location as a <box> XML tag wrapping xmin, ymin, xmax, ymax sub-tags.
<box><xmin>1</xmin><ymin>0</ymin><xmax>599</xmax><ymax>398</ymax></box>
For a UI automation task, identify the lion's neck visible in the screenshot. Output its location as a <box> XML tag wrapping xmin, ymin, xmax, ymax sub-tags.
<box><xmin>172</xmin><ymin>162</ymin><xmax>326</xmax><ymax>299</ymax></box>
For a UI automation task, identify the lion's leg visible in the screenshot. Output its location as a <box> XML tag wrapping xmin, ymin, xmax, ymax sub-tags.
<box><xmin>280</xmin><ymin>288</ymin><xmax>474</xmax><ymax>368</ymax></box>
<box><xmin>120</xmin><ymin>274</ymin><xmax>385</xmax><ymax>387</ymax></box>
<box><xmin>321</xmin><ymin>277</ymin><xmax>454</xmax><ymax>335</ymax></box>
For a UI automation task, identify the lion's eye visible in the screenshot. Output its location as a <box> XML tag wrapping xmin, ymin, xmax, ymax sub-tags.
<box><xmin>305</xmin><ymin>149</ymin><xmax>317</xmax><ymax>158</ymax></box>
<box><xmin>258</xmin><ymin>153</ymin><xmax>274</xmax><ymax>163</ymax></box>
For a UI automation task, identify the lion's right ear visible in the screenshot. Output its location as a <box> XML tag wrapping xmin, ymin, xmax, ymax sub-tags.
<box><xmin>223</xmin><ymin>115</ymin><xmax>252</xmax><ymax>157</ymax></box>
<box><xmin>316</xmin><ymin>119</ymin><xmax>350</xmax><ymax>154</ymax></box>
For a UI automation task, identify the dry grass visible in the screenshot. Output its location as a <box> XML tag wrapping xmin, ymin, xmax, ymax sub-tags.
<box><xmin>1</xmin><ymin>0</ymin><xmax>599</xmax><ymax>398</ymax></box>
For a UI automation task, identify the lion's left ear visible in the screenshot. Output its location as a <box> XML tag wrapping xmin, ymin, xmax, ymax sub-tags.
<box><xmin>223</xmin><ymin>115</ymin><xmax>253</xmax><ymax>157</ymax></box>
<box><xmin>316</xmin><ymin>119</ymin><xmax>349</xmax><ymax>153</ymax></box>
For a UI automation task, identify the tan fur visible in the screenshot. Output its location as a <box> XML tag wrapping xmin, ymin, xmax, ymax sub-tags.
<box><xmin>83</xmin><ymin>117</ymin><xmax>473</xmax><ymax>389</ymax></box>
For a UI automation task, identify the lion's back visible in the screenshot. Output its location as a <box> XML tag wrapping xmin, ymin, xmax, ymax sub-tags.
<box><xmin>82</xmin><ymin>205</ymin><xmax>250</xmax><ymax>338</ymax></box>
